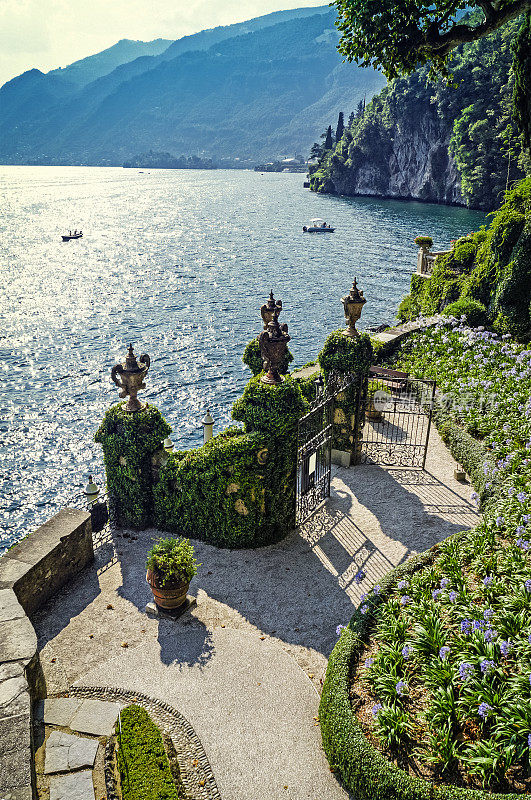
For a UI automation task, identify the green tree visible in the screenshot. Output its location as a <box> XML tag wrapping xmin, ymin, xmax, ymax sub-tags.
<box><xmin>309</xmin><ymin>141</ymin><xmax>323</xmax><ymax>160</ymax></box>
<box><xmin>347</xmin><ymin>110</ymin><xmax>356</xmax><ymax>127</ymax></box>
<box><xmin>335</xmin><ymin>111</ymin><xmax>345</xmax><ymax>142</ymax></box>
<box><xmin>333</xmin><ymin>0</ymin><xmax>531</xmax><ymax>155</ymax></box>
<box><xmin>323</xmin><ymin>125</ymin><xmax>334</xmax><ymax>150</ymax></box>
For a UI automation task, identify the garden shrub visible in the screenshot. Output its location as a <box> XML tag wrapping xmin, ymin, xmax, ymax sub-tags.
<box><xmin>321</xmin><ymin>320</ymin><xmax>531</xmax><ymax>797</ymax></box>
<box><xmin>442</xmin><ymin>298</ymin><xmax>488</xmax><ymax>327</ymax></box>
<box><xmin>115</xmin><ymin>705</ymin><xmax>183</xmax><ymax>800</ymax></box>
<box><xmin>404</xmin><ymin>179</ymin><xmax>531</xmax><ymax>339</ymax></box>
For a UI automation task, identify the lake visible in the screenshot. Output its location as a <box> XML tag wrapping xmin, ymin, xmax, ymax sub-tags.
<box><xmin>0</xmin><ymin>166</ymin><xmax>485</xmax><ymax>549</ymax></box>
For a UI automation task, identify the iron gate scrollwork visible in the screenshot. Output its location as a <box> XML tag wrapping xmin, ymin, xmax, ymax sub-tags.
<box><xmin>356</xmin><ymin>366</ymin><xmax>436</xmax><ymax>468</ymax></box>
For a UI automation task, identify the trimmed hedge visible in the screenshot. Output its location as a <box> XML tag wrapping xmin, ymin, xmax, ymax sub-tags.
<box><xmin>115</xmin><ymin>705</ymin><xmax>183</xmax><ymax>800</ymax></box>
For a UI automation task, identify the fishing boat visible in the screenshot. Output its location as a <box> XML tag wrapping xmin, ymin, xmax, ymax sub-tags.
<box><xmin>62</xmin><ymin>231</ymin><xmax>83</xmax><ymax>241</ymax></box>
<box><xmin>302</xmin><ymin>218</ymin><xmax>335</xmax><ymax>233</ymax></box>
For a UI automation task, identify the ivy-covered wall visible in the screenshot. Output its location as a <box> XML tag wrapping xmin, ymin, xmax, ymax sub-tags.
<box><xmin>318</xmin><ymin>331</ymin><xmax>374</xmax><ymax>461</ymax></box>
<box><xmin>95</xmin><ymin>404</ymin><xmax>171</xmax><ymax>529</ymax></box>
<box><xmin>153</xmin><ymin>376</ymin><xmax>308</xmax><ymax>547</ymax></box>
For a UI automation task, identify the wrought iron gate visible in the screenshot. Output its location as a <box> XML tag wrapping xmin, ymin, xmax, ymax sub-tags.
<box><xmin>296</xmin><ymin>386</ymin><xmax>334</xmax><ymax>526</ymax></box>
<box><xmin>356</xmin><ymin>366</ymin><xmax>436</xmax><ymax>468</ymax></box>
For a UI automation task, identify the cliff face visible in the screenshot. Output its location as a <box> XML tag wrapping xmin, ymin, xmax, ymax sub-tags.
<box><xmin>310</xmin><ymin>16</ymin><xmax>525</xmax><ymax>212</ymax></box>
<box><xmin>326</xmin><ymin>112</ymin><xmax>463</xmax><ymax>205</ymax></box>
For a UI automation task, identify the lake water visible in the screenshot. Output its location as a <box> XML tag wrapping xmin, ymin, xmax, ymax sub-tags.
<box><xmin>0</xmin><ymin>166</ymin><xmax>485</xmax><ymax>550</ymax></box>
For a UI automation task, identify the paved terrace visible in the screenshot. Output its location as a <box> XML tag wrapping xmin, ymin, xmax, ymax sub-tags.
<box><xmin>33</xmin><ymin>425</ymin><xmax>478</xmax><ymax>800</ymax></box>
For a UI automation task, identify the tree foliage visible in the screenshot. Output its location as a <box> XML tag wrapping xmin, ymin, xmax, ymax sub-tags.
<box><xmin>333</xmin><ymin>0</ymin><xmax>531</xmax><ymax>80</ymax></box>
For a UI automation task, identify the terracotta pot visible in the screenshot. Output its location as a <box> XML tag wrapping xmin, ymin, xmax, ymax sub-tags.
<box><xmin>146</xmin><ymin>568</ymin><xmax>189</xmax><ymax>610</ymax></box>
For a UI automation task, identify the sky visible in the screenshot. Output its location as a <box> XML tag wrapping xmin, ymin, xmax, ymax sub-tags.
<box><xmin>0</xmin><ymin>0</ymin><xmax>327</xmax><ymax>87</ymax></box>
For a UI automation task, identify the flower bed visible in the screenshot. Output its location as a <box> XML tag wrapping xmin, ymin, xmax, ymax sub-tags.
<box><xmin>321</xmin><ymin>320</ymin><xmax>531</xmax><ymax>796</ymax></box>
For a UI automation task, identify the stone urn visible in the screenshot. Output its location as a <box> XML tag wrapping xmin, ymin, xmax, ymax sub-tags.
<box><xmin>260</xmin><ymin>290</ymin><xmax>282</xmax><ymax>330</ymax></box>
<box><xmin>146</xmin><ymin>569</ymin><xmax>189</xmax><ymax>610</ymax></box>
<box><xmin>341</xmin><ymin>278</ymin><xmax>366</xmax><ymax>338</ymax></box>
<box><xmin>111</xmin><ymin>344</ymin><xmax>150</xmax><ymax>412</ymax></box>
<box><xmin>258</xmin><ymin>312</ymin><xmax>291</xmax><ymax>384</ymax></box>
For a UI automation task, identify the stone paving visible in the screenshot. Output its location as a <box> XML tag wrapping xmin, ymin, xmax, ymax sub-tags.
<box><xmin>32</xmin><ymin>422</ymin><xmax>478</xmax><ymax>800</ymax></box>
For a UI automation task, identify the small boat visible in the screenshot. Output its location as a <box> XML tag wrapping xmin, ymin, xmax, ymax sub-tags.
<box><xmin>303</xmin><ymin>218</ymin><xmax>335</xmax><ymax>233</ymax></box>
<box><xmin>62</xmin><ymin>231</ymin><xmax>83</xmax><ymax>241</ymax></box>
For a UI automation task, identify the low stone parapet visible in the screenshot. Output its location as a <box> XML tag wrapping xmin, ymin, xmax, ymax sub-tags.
<box><xmin>0</xmin><ymin>508</ymin><xmax>92</xmax><ymax>799</ymax></box>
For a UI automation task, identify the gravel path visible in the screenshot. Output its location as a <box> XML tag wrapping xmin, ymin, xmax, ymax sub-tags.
<box><xmin>33</xmin><ymin>423</ymin><xmax>478</xmax><ymax>800</ymax></box>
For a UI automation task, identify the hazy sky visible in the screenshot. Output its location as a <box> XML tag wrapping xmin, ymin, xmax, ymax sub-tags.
<box><xmin>0</xmin><ymin>0</ymin><xmax>327</xmax><ymax>87</ymax></box>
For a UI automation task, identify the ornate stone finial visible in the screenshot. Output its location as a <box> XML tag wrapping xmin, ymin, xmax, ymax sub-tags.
<box><xmin>341</xmin><ymin>278</ymin><xmax>367</xmax><ymax>338</ymax></box>
<box><xmin>111</xmin><ymin>344</ymin><xmax>151</xmax><ymax>412</ymax></box>
<box><xmin>258</xmin><ymin>311</ymin><xmax>291</xmax><ymax>385</ymax></box>
<box><xmin>260</xmin><ymin>290</ymin><xmax>282</xmax><ymax>330</ymax></box>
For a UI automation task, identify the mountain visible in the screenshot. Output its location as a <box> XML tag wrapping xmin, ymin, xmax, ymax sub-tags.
<box><xmin>309</xmin><ymin>14</ymin><xmax>526</xmax><ymax>211</ymax></box>
<box><xmin>0</xmin><ymin>7</ymin><xmax>385</xmax><ymax>166</ymax></box>
<box><xmin>47</xmin><ymin>39</ymin><xmax>173</xmax><ymax>88</ymax></box>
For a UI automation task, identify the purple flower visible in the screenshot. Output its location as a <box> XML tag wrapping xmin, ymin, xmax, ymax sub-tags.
<box><xmin>525</xmin><ymin>580</ymin><xmax>531</xmax><ymax>593</ymax></box>
<box><xmin>471</xmin><ymin>491</ymin><xmax>479</xmax><ymax>504</ymax></box>
<box><xmin>360</xmin><ymin>604</ymin><xmax>369</xmax><ymax>615</ymax></box>
<box><xmin>440</xmin><ymin>578</ymin><xmax>450</xmax><ymax>589</ymax></box>
<box><xmin>500</xmin><ymin>640</ymin><xmax>511</xmax><ymax>656</ymax></box>
<box><xmin>449</xmin><ymin>591</ymin><xmax>458</xmax><ymax>603</ymax></box>
<box><xmin>484</xmin><ymin>628</ymin><xmax>497</xmax><ymax>643</ymax></box>
<box><xmin>528</xmin><ymin>733</ymin><xmax>531</xmax><ymax>749</ymax></box>
<box><xmin>371</xmin><ymin>703</ymin><xmax>383</xmax><ymax>717</ymax></box>
<box><xmin>529</xmin><ymin>673</ymin><xmax>531</xmax><ymax>686</ymax></box>
<box><xmin>517</xmin><ymin>538</ymin><xmax>530</xmax><ymax>551</ymax></box>
<box><xmin>483</xmin><ymin>608</ymin><xmax>494</xmax><ymax>621</ymax></box>
<box><xmin>432</xmin><ymin>589</ymin><xmax>442</xmax><ymax>600</ymax></box>
<box><xmin>395</xmin><ymin>680</ymin><xmax>407</xmax><ymax>696</ymax></box>
<box><xmin>336</xmin><ymin>624</ymin><xmax>346</xmax><ymax>636</ymax></box>
<box><xmin>496</xmin><ymin>516</ymin><xmax>504</xmax><ymax>526</ymax></box>
<box><xmin>365</xmin><ymin>657</ymin><xmax>374</xmax><ymax>668</ymax></box>
<box><xmin>473</xmin><ymin>619</ymin><xmax>485</xmax><ymax>631</ymax></box>
<box><xmin>480</xmin><ymin>659</ymin><xmax>495</xmax><ymax>676</ymax></box>
<box><xmin>439</xmin><ymin>646</ymin><xmax>450</xmax><ymax>660</ymax></box>
<box><xmin>483</xmin><ymin>576</ymin><xmax>494</xmax><ymax>587</ymax></box>
<box><xmin>400</xmin><ymin>595</ymin><xmax>411</xmax><ymax>606</ymax></box>
<box><xmin>354</xmin><ymin>570</ymin><xmax>365</xmax><ymax>584</ymax></box>
<box><xmin>461</xmin><ymin>619</ymin><xmax>472</xmax><ymax>634</ymax></box>
<box><xmin>360</xmin><ymin>593</ymin><xmax>368</xmax><ymax>603</ymax></box>
<box><xmin>373</xmin><ymin>585</ymin><xmax>381</xmax><ymax>596</ymax></box>
<box><xmin>478</xmin><ymin>702</ymin><xmax>492</xmax><ymax>720</ymax></box>
<box><xmin>401</xmin><ymin>645</ymin><xmax>411</xmax><ymax>659</ymax></box>
<box><xmin>397</xmin><ymin>579</ymin><xmax>408</xmax><ymax>590</ymax></box>
<box><xmin>459</xmin><ymin>662</ymin><xmax>474</xmax><ymax>681</ymax></box>
<box><xmin>517</xmin><ymin>492</ymin><xmax>527</xmax><ymax>502</ymax></box>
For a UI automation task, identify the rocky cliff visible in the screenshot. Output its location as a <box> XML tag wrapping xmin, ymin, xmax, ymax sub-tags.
<box><xmin>310</xmin><ymin>15</ymin><xmax>525</xmax><ymax>211</ymax></box>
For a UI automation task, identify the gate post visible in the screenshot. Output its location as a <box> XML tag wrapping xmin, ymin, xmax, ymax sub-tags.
<box><xmin>318</xmin><ymin>331</ymin><xmax>373</xmax><ymax>466</ymax></box>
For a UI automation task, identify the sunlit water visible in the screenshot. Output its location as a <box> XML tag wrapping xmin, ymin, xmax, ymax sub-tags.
<box><xmin>0</xmin><ymin>166</ymin><xmax>485</xmax><ymax>549</ymax></box>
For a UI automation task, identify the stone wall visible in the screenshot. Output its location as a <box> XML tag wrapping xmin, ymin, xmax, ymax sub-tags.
<box><xmin>0</xmin><ymin>508</ymin><xmax>93</xmax><ymax>799</ymax></box>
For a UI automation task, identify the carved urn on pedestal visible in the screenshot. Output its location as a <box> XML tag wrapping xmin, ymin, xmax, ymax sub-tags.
<box><xmin>258</xmin><ymin>312</ymin><xmax>291</xmax><ymax>385</ymax></box>
<box><xmin>111</xmin><ymin>344</ymin><xmax>151</xmax><ymax>412</ymax></box>
<box><xmin>260</xmin><ymin>290</ymin><xmax>283</xmax><ymax>330</ymax></box>
<box><xmin>341</xmin><ymin>278</ymin><xmax>367</xmax><ymax>337</ymax></box>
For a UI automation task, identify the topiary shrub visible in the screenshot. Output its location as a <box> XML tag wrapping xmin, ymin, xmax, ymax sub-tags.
<box><xmin>242</xmin><ymin>336</ymin><xmax>293</xmax><ymax>376</ymax></box>
<box><xmin>318</xmin><ymin>331</ymin><xmax>374</xmax><ymax>377</ymax></box>
<box><xmin>441</xmin><ymin>298</ymin><xmax>488</xmax><ymax>326</ymax></box>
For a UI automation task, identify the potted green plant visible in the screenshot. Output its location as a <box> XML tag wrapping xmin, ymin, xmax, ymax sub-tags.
<box><xmin>414</xmin><ymin>235</ymin><xmax>433</xmax><ymax>250</ymax></box>
<box><xmin>146</xmin><ymin>537</ymin><xmax>199</xmax><ymax>610</ymax></box>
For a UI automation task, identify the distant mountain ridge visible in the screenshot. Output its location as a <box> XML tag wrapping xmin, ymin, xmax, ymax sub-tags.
<box><xmin>0</xmin><ymin>6</ymin><xmax>385</xmax><ymax>166</ymax></box>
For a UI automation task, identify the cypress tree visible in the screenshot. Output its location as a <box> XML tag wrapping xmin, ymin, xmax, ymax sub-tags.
<box><xmin>323</xmin><ymin>125</ymin><xmax>334</xmax><ymax>150</ymax></box>
<box><xmin>335</xmin><ymin>112</ymin><xmax>344</xmax><ymax>142</ymax></box>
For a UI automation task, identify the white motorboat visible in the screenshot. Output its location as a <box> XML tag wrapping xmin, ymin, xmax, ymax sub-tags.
<box><xmin>303</xmin><ymin>218</ymin><xmax>335</xmax><ymax>233</ymax></box>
